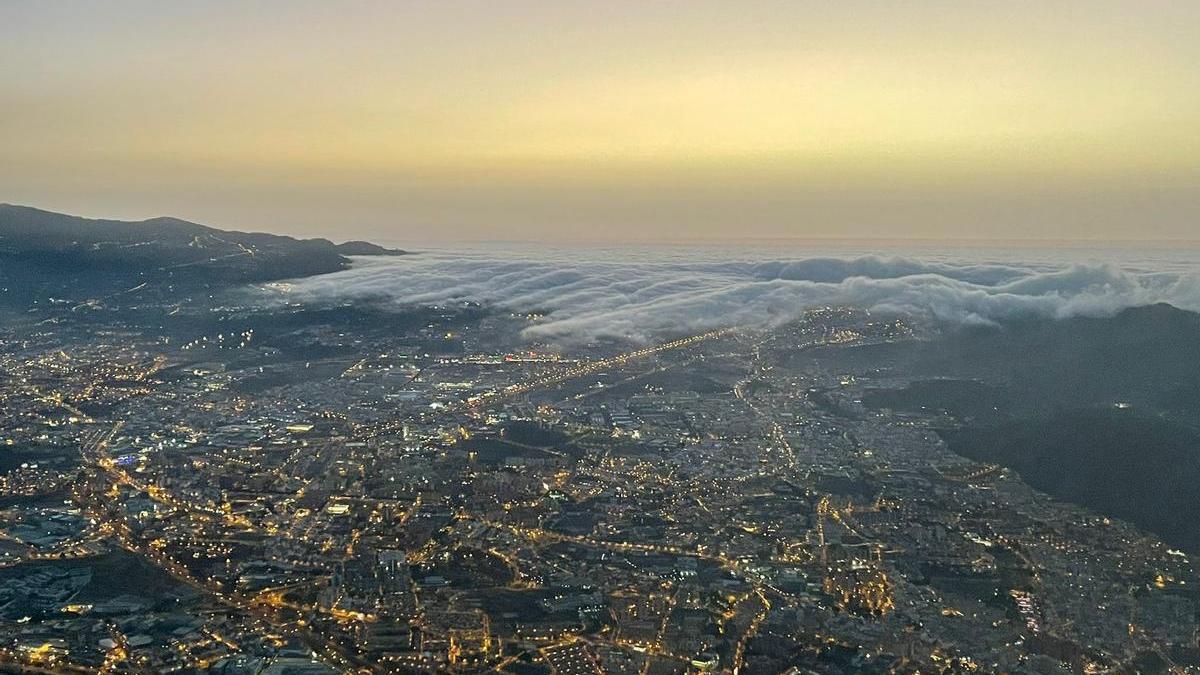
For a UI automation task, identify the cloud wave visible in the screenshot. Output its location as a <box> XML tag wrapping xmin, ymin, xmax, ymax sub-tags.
<box><xmin>259</xmin><ymin>249</ymin><xmax>1200</xmax><ymax>344</ymax></box>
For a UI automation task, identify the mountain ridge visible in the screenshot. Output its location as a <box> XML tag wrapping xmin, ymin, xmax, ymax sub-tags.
<box><xmin>0</xmin><ymin>203</ymin><xmax>405</xmax><ymax>255</ymax></box>
<box><xmin>0</xmin><ymin>204</ymin><xmax>405</xmax><ymax>293</ymax></box>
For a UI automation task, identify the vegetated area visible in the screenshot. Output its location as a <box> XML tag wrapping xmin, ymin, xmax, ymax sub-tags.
<box><xmin>853</xmin><ymin>304</ymin><xmax>1200</xmax><ymax>421</ymax></box>
<box><xmin>851</xmin><ymin>303</ymin><xmax>1200</xmax><ymax>551</ymax></box>
<box><xmin>941</xmin><ymin>408</ymin><xmax>1200</xmax><ymax>552</ymax></box>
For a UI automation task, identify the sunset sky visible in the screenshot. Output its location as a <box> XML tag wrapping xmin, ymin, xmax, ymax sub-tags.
<box><xmin>2</xmin><ymin>1</ymin><xmax>1198</xmax><ymax>242</ymax></box>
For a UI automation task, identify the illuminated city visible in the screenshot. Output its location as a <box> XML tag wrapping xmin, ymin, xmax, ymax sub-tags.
<box><xmin>1</xmin><ymin>226</ymin><xmax>1198</xmax><ymax>673</ymax></box>
<box><xmin>4</xmin><ymin>1</ymin><xmax>1200</xmax><ymax>673</ymax></box>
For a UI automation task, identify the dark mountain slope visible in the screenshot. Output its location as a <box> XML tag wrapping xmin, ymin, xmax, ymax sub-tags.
<box><xmin>0</xmin><ymin>203</ymin><xmax>403</xmax><ymax>279</ymax></box>
<box><xmin>0</xmin><ymin>204</ymin><xmax>404</xmax><ymax>305</ymax></box>
<box><xmin>851</xmin><ymin>304</ymin><xmax>1200</xmax><ymax>421</ymax></box>
<box><xmin>841</xmin><ymin>304</ymin><xmax>1200</xmax><ymax>551</ymax></box>
<box><xmin>943</xmin><ymin>409</ymin><xmax>1200</xmax><ymax>551</ymax></box>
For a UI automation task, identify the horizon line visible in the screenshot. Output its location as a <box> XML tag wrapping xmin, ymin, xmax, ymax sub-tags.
<box><xmin>6</xmin><ymin>201</ymin><xmax>1200</xmax><ymax>250</ymax></box>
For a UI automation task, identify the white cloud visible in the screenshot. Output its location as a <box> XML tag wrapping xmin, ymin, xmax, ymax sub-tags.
<box><xmin>259</xmin><ymin>250</ymin><xmax>1200</xmax><ymax>344</ymax></box>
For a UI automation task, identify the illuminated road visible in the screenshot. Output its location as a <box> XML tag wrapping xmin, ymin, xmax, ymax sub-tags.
<box><xmin>71</xmin><ymin>422</ymin><xmax>374</xmax><ymax>674</ymax></box>
<box><xmin>371</xmin><ymin>328</ymin><xmax>736</xmax><ymax>437</ymax></box>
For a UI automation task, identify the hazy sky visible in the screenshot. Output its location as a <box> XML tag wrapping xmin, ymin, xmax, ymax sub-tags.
<box><xmin>2</xmin><ymin>1</ymin><xmax>1198</xmax><ymax>242</ymax></box>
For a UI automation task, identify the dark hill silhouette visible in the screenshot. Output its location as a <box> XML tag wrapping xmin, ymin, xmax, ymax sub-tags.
<box><xmin>943</xmin><ymin>409</ymin><xmax>1200</xmax><ymax>552</ymax></box>
<box><xmin>851</xmin><ymin>303</ymin><xmax>1200</xmax><ymax>419</ymax></box>
<box><xmin>847</xmin><ymin>303</ymin><xmax>1200</xmax><ymax>551</ymax></box>
<box><xmin>0</xmin><ymin>204</ymin><xmax>404</xmax><ymax>304</ymax></box>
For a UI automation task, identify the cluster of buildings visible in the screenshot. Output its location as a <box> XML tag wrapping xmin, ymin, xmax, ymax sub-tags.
<box><xmin>0</xmin><ymin>303</ymin><xmax>1195</xmax><ymax>674</ymax></box>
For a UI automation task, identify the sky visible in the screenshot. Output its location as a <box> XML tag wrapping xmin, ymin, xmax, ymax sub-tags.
<box><xmin>2</xmin><ymin>1</ymin><xmax>1198</xmax><ymax>243</ymax></box>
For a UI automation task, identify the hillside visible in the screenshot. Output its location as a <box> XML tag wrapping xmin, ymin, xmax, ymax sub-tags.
<box><xmin>0</xmin><ymin>204</ymin><xmax>404</xmax><ymax>303</ymax></box>
<box><xmin>845</xmin><ymin>304</ymin><xmax>1200</xmax><ymax>551</ymax></box>
<box><xmin>942</xmin><ymin>409</ymin><xmax>1200</xmax><ymax>551</ymax></box>
<box><xmin>850</xmin><ymin>303</ymin><xmax>1200</xmax><ymax>421</ymax></box>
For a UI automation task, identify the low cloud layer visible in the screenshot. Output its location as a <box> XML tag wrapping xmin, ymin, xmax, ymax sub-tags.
<box><xmin>261</xmin><ymin>249</ymin><xmax>1200</xmax><ymax>344</ymax></box>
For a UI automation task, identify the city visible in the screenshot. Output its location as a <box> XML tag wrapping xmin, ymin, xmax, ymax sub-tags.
<box><xmin>4</xmin><ymin>2</ymin><xmax>1200</xmax><ymax>672</ymax></box>
<box><xmin>0</xmin><ymin>292</ymin><xmax>1195</xmax><ymax>674</ymax></box>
